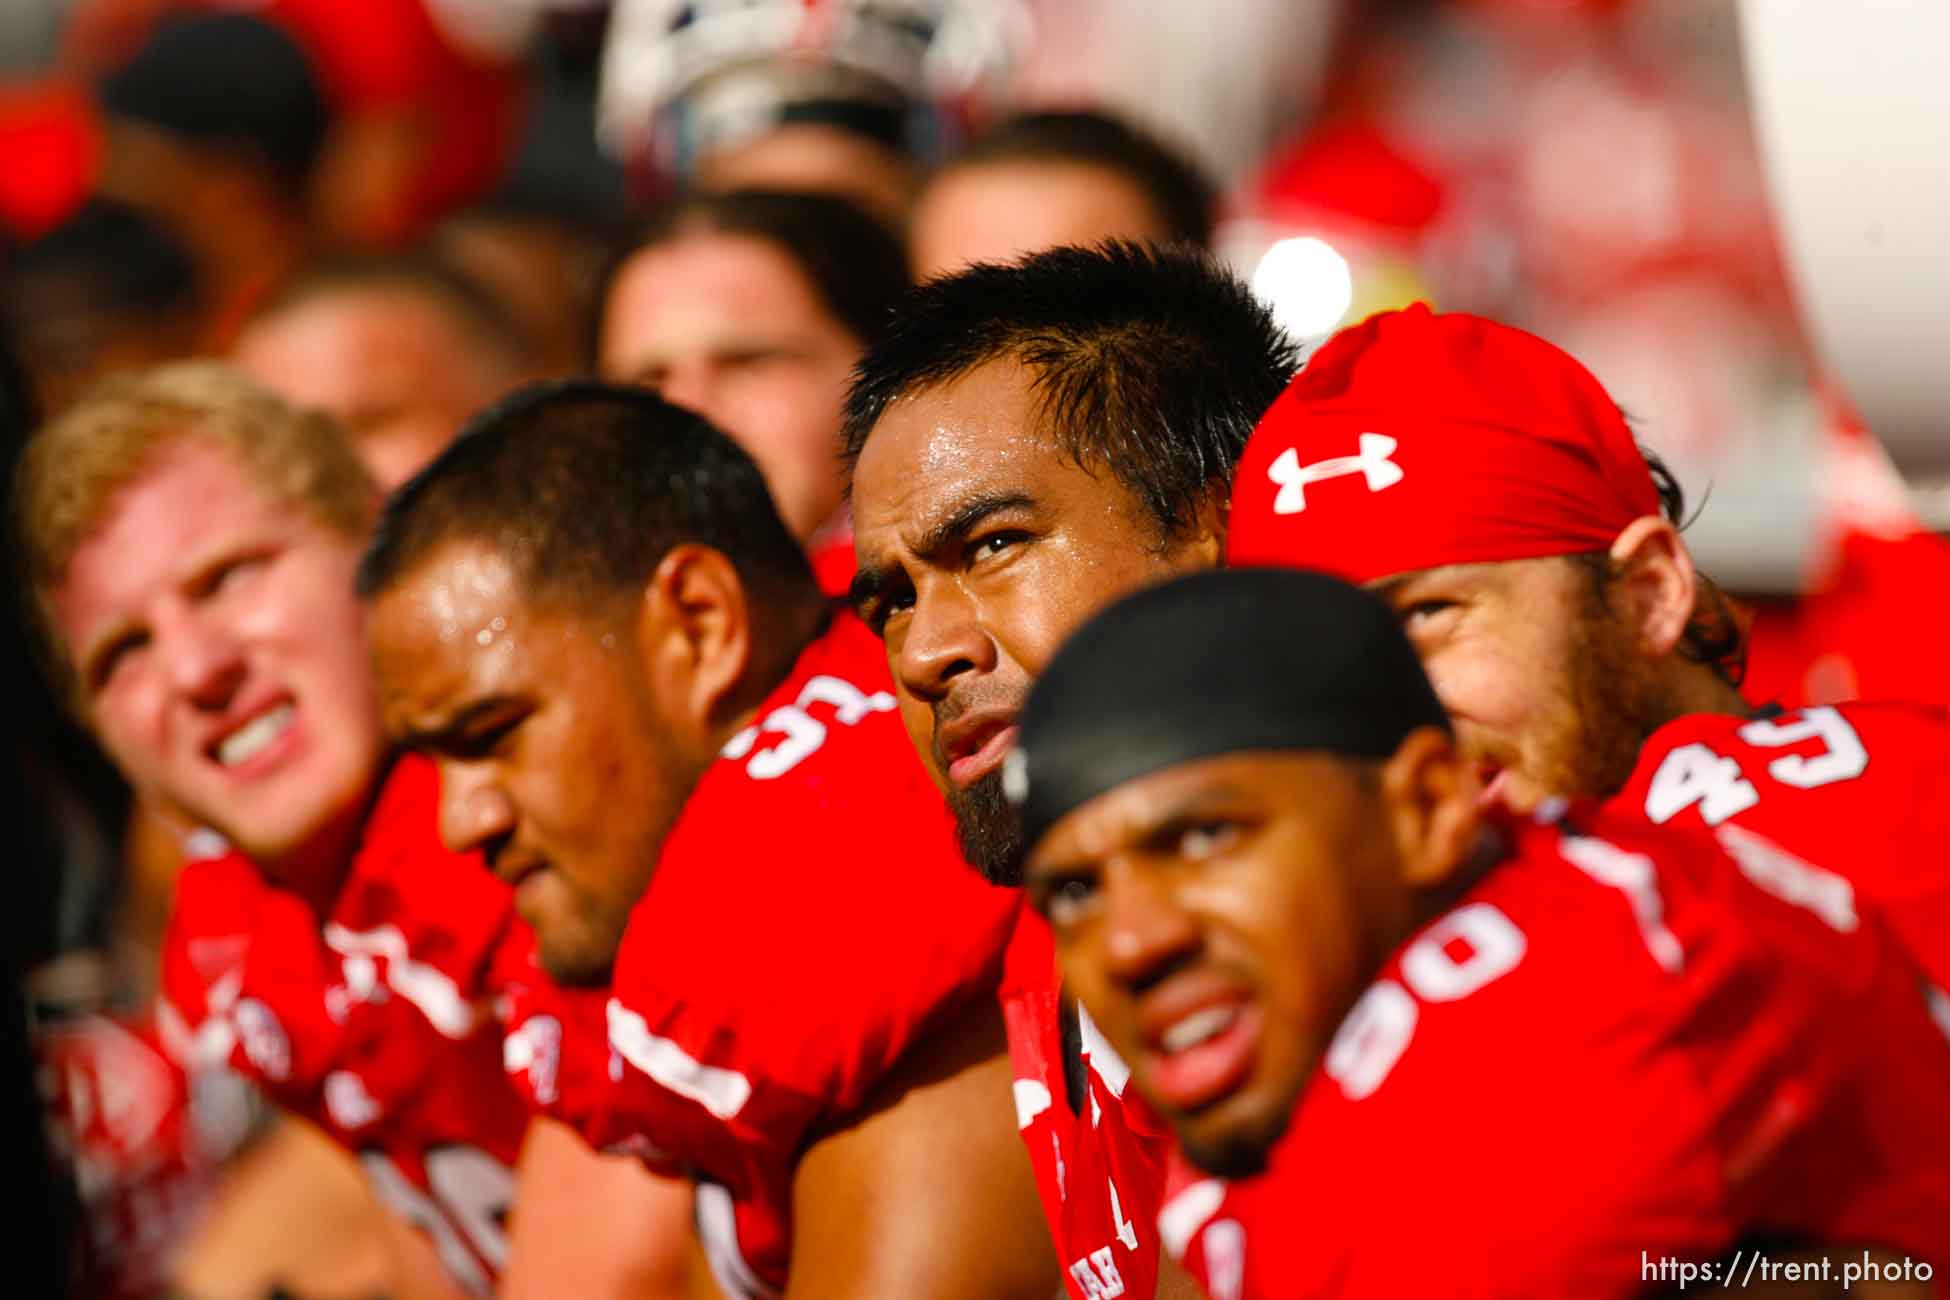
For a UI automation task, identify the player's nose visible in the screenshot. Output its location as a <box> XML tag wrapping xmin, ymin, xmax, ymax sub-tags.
<box><xmin>895</xmin><ymin>577</ymin><xmax>996</xmax><ymax>703</ymax></box>
<box><xmin>156</xmin><ymin>604</ymin><xmax>247</xmax><ymax>710</ymax></box>
<box><xmin>1100</xmin><ymin>866</ymin><xmax>1202</xmax><ymax>995</ymax></box>
<box><xmin>437</xmin><ymin>764</ymin><xmax>518</xmax><ymax>865</ymax></box>
<box><xmin>656</xmin><ymin>359</ymin><xmax>715</xmax><ymax>416</ymax></box>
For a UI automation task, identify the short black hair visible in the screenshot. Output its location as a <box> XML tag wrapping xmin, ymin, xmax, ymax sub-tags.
<box><xmin>99</xmin><ymin>10</ymin><xmax>329</xmax><ymax>188</ymax></box>
<box><xmin>2</xmin><ymin>199</ymin><xmax>199</xmax><ymax>324</ymax></box>
<box><xmin>943</xmin><ymin>110</ymin><xmax>1217</xmax><ymax>248</ymax></box>
<box><xmin>842</xmin><ymin>241</ymin><xmax>1302</xmax><ymax>542</ymax></box>
<box><xmin>248</xmin><ymin>252</ymin><xmax>534</xmax><ymax>370</ymax></box>
<box><xmin>599</xmin><ymin>189</ymin><xmax>909</xmax><ymax>355</ymax></box>
<box><xmin>357</xmin><ymin>381</ymin><xmax>816</xmax><ymax>614</ymax></box>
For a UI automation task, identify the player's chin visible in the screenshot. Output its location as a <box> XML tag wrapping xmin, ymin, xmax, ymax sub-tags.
<box><xmin>209</xmin><ymin>773</ymin><xmax>359</xmax><ymax>869</ymax></box>
<box><xmin>531</xmin><ymin>907</ymin><xmax>626</xmax><ymax>989</ymax></box>
<box><xmin>1173</xmin><ymin>1091</ymin><xmax>1293</xmax><ymax>1180</ymax></box>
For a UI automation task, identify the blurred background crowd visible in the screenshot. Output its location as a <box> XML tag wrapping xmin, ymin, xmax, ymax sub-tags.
<box><xmin>3</xmin><ymin>1</ymin><xmax>1946</xmax><ymax>1296</ymax></box>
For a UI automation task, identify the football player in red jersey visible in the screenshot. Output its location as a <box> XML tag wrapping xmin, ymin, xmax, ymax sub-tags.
<box><xmin>842</xmin><ymin>243</ymin><xmax>1301</xmax><ymax>1299</ymax></box>
<box><xmin>1013</xmin><ymin>569</ymin><xmax>1950</xmax><ymax>1299</ymax></box>
<box><xmin>359</xmin><ymin>381</ymin><xmax>1055</xmax><ymax>1300</ymax></box>
<box><xmin>1225</xmin><ymin>305</ymin><xmax>1950</xmax><ymax>1003</ymax></box>
<box><xmin>14</xmin><ymin>363</ymin><xmax>692</xmax><ymax>1298</ymax></box>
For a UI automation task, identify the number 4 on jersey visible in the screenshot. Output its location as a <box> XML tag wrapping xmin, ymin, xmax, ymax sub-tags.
<box><xmin>1644</xmin><ymin>707</ymin><xmax>1868</xmax><ymax>826</ymax></box>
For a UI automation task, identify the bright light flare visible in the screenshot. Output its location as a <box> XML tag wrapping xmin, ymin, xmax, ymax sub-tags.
<box><xmin>1251</xmin><ymin>236</ymin><xmax>1355</xmax><ymax>342</ymax></box>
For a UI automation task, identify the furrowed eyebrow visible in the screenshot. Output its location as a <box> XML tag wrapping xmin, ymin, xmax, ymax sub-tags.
<box><xmin>79</xmin><ymin>617</ymin><xmax>141</xmax><ymax>689</ymax></box>
<box><xmin>912</xmin><ymin>490</ymin><xmax>1037</xmax><ymax>561</ymax></box>
<box><xmin>1128</xmin><ymin>785</ymin><xmax>1261</xmax><ymax>850</ymax></box>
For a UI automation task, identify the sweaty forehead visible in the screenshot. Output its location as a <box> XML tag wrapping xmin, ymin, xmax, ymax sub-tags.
<box><xmin>852</xmin><ymin>361</ymin><xmax>1064</xmax><ymax>534</ymax></box>
<box><xmin>370</xmin><ymin>543</ymin><xmax>532</xmax><ymax>693</ymax></box>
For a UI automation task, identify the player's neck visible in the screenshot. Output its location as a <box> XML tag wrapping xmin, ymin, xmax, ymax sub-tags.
<box><xmin>705</xmin><ymin>594</ymin><xmax>833</xmax><ymax>755</ymax></box>
<box><xmin>260</xmin><ymin>786</ymin><xmax>375</xmax><ymax>914</ymax></box>
<box><xmin>1654</xmin><ymin>657</ymin><xmax>1750</xmax><ymax>729</ymax></box>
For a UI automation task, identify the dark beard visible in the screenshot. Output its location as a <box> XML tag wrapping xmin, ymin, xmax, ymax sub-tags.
<box><xmin>947</xmin><ymin>771</ymin><xmax>1026</xmax><ymax>887</ymax></box>
<box><xmin>1562</xmin><ymin>586</ymin><xmax>1681</xmax><ymax>798</ymax></box>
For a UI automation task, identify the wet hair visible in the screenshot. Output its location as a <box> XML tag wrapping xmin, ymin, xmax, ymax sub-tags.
<box><xmin>357</xmin><ymin>380</ymin><xmax>816</xmax><ymax>618</ymax></box>
<box><xmin>842</xmin><ymin>241</ymin><xmax>1302</xmax><ymax>544</ymax></box>
<box><xmin>940</xmin><ymin>109</ymin><xmax>1217</xmax><ymax>248</ymax></box>
<box><xmin>598</xmin><ymin>189</ymin><xmax>909</xmax><ymax>356</ymax></box>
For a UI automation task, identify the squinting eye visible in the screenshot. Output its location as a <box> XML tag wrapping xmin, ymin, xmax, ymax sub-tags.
<box><xmin>968</xmin><ymin>531</ymin><xmax>1029</xmax><ymax>564</ymax></box>
<box><xmin>866</xmin><ymin>591</ymin><xmax>913</xmax><ymax>636</ymax></box>
<box><xmin>215</xmin><ymin>557</ymin><xmax>263</xmax><ymax>590</ymax></box>
<box><xmin>1039</xmin><ymin>877</ymin><xmax>1100</xmax><ymax>927</ymax></box>
<box><xmin>455</xmin><ymin>717</ymin><xmax>523</xmax><ymax>760</ymax></box>
<box><xmin>92</xmin><ymin>634</ymin><xmax>150</xmax><ymax>691</ymax></box>
<box><xmin>1400</xmin><ymin>599</ymin><xmax>1458</xmax><ymax>631</ymax></box>
<box><xmin>1179</xmin><ymin>822</ymin><xmax>1240</xmax><ymax>859</ymax></box>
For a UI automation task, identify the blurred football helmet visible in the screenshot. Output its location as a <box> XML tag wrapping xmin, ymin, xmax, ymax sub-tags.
<box><xmin>597</xmin><ymin>0</ymin><xmax>1027</xmax><ymax>175</ymax></box>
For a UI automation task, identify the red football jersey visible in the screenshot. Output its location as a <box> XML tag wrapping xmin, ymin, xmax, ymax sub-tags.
<box><xmin>1001</xmin><ymin>907</ymin><xmax>1178</xmax><ymax>1300</ymax></box>
<box><xmin>157</xmin><ymin>755</ymin><xmax>532</xmax><ymax>1294</ymax></box>
<box><xmin>1742</xmin><ymin>529</ymin><xmax>1950</xmax><ymax>711</ymax></box>
<box><xmin>1612</xmin><ymin>702</ymin><xmax>1950</xmax><ymax>997</ymax></box>
<box><xmin>496</xmin><ymin>611</ymin><xmax>1021</xmax><ymax>1298</ymax></box>
<box><xmin>38</xmin><ymin>1008</ymin><xmax>249</xmax><ymax>1298</ymax></box>
<box><xmin>1161</xmin><ymin>808</ymin><xmax>1950</xmax><ymax>1299</ymax></box>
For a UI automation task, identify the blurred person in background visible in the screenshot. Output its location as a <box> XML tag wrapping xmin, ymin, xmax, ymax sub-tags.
<box><xmin>907</xmin><ymin>108</ymin><xmax>1216</xmax><ymax>281</ymax></box>
<box><xmin>360</xmin><ymin>381</ymin><xmax>1052</xmax><ymax>1300</ymax></box>
<box><xmin>598</xmin><ymin>189</ymin><xmax>908</xmax><ymax>593</ymax></box>
<box><xmin>0</xmin><ymin>197</ymin><xmax>204</xmax><ymax>417</ymax></box>
<box><xmin>842</xmin><ymin>242</ymin><xmax>1300</xmax><ymax>1299</ymax></box>
<box><xmin>13</xmin><ymin>364</ymin><xmax>695</xmax><ymax>1300</ymax></box>
<box><xmin>90</xmin><ymin>9</ymin><xmax>329</xmax><ymax>344</ymax></box>
<box><xmin>595</xmin><ymin>0</ymin><xmax>1026</xmax><ymax>225</ymax></box>
<box><xmin>1011</xmin><ymin>568</ymin><xmax>1950</xmax><ymax>1298</ymax></box>
<box><xmin>231</xmin><ymin>253</ymin><xmax>537</xmax><ymax>491</ymax></box>
<box><xmin>429</xmin><ymin>199</ymin><xmax>626</xmax><ymax>379</ymax></box>
<box><xmin>62</xmin><ymin>0</ymin><xmax>525</xmax><ymax>251</ymax></box>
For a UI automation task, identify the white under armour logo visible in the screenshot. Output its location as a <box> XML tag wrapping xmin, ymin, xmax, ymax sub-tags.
<box><xmin>1266</xmin><ymin>433</ymin><xmax>1405</xmax><ymax>514</ymax></box>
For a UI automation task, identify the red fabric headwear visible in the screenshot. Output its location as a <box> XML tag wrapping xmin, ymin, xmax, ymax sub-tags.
<box><xmin>1227</xmin><ymin>303</ymin><xmax>1662</xmax><ymax>583</ymax></box>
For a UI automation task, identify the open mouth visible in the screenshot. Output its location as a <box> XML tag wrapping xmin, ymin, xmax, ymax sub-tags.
<box><xmin>944</xmin><ymin>718</ymin><xmax>1020</xmax><ymax>790</ymax></box>
<box><xmin>210</xmin><ymin>701</ymin><xmax>296</xmax><ymax>770</ymax></box>
<box><xmin>1140</xmin><ymin>994</ymin><xmax>1261</xmax><ymax>1114</ymax></box>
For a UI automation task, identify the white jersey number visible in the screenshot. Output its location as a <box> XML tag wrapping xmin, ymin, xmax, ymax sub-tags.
<box><xmin>1325</xmin><ymin>903</ymin><xmax>1527</xmax><ymax>1100</ymax></box>
<box><xmin>362</xmin><ymin>1145</ymin><xmax>514</xmax><ymax>1295</ymax></box>
<box><xmin>1644</xmin><ymin>707</ymin><xmax>1867</xmax><ymax>826</ymax></box>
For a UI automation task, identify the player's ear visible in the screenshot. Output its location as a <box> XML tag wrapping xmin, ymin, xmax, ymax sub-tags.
<box><xmin>1380</xmin><ymin>726</ymin><xmax>1479</xmax><ymax>892</ymax></box>
<box><xmin>1169</xmin><ymin>486</ymin><xmax>1227</xmax><ymax>571</ymax></box>
<box><xmin>638</xmin><ymin>544</ymin><xmax>753</xmax><ymax>734</ymax></box>
<box><xmin>1607</xmin><ymin>515</ymin><xmax>1695</xmax><ymax>658</ymax></box>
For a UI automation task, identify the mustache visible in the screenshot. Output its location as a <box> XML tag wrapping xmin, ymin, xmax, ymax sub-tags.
<box><xmin>928</xmin><ymin>686</ymin><xmax>1022</xmax><ymax>770</ymax></box>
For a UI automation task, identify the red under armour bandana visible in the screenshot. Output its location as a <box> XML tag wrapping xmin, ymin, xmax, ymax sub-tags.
<box><xmin>1227</xmin><ymin>303</ymin><xmax>1661</xmax><ymax>583</ymax></box>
